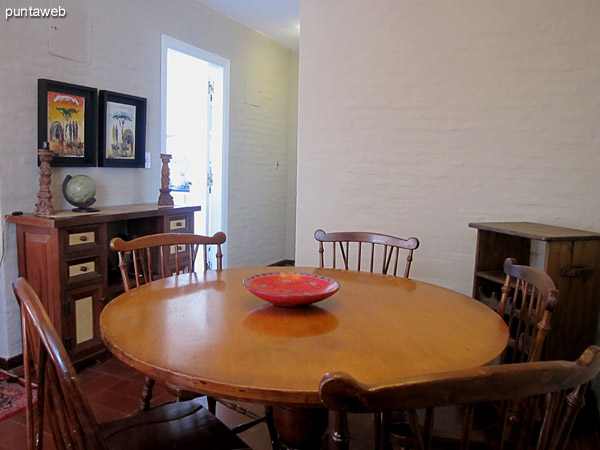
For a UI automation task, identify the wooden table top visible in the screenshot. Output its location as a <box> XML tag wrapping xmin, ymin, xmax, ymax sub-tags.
<box><xmin>100</xmin><ymin>267</ymin><xmax>509</xmax><ymax>407</ymax></box>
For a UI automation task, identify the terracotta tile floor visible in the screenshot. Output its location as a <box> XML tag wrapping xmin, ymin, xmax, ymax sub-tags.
<box><xmin>0</xmin><ymin>356</ymin><xmax>598</xmax><ymax>450</ymax></box>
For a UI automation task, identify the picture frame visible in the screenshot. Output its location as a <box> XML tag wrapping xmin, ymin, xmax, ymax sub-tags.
<box><xmin>38</xmin><ymin>79</ymin><xmax>98</xmax><ymax>167</ymax></box>
<box><xmin>98</xmin><ymin>90</ymin><xmax>147</xmax><ymax>168</ymax></box>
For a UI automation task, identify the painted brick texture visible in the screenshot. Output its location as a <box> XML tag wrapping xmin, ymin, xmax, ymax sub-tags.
<box><xmin>296</xmin><ymin>0</ymin><xmax>600</xmax><ymax>295</ymax></box>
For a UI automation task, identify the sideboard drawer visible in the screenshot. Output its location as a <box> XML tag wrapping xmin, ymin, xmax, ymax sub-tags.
<box><xmin>64</xmin><ymin>225</ymin><xmax>103</xmax><ymax>255</ymax></box>
<box><xmin>168</xmin><ymin>244</ymin><xmax>192</xmax><ymax>273</ymax></box>
<box><xmin>66</xmin><ymin>255</ymin><xmax>102</xmax><ymax>286</ymax></box>
<box><xmin>170</xmin><ymin>244</ymin><xmax>187</xmax><ymax>254</ymax></box>
<box><xmin>69</xmin><ymin>261</ymin><xmax>96</xmax><ymax>277</ymax></box>
<box><xmin>168</xmin><ymin>215</ymin><xmax>191</xmax><ymax>232</ymax></box>
<box><xmin>69</xmin><ymin>231</ymin><xmax>95</xmax><ymax>246</ymax></box>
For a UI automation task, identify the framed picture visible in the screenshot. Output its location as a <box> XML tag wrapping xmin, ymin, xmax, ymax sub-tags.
<box><xmin>98</xmin><ymin>90</ymin><xmax>146</xmax><ymax>168</ymax></box>
<box><xmin>38</xmin><ymin>79</ymin><xmax>97</xmax><ymax>167</ymax></box>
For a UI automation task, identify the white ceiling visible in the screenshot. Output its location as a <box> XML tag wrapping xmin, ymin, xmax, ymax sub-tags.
<box><xmin>197</xmin><ymin>0</ymin><xmax>300</xmax><ymax>51</ymax></box>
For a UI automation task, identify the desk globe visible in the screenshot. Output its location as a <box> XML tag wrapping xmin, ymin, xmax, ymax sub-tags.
<box><xmin>62</xmin><ymin>175</ymin><xmax>99</xmax><ymax>212</ymax></box>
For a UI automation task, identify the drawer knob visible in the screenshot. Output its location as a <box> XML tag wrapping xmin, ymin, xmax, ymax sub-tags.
<box><xmin>80</xmin><ymin>266</ymin><xmax>88</xmax><ymax>272</ymax></box>
<box><xmin>176</xmin><ymin>222</ymin><xmax>183</xmax><ymax>227</ymax></box>
<box><xmin>79</xmin><ymin>235</ymin><xmax>88</xmax><ymax>242</ymax></box>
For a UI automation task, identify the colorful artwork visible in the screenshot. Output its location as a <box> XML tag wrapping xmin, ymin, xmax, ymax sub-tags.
<box><xmin>38</xmin><ymin>79</ymin><xmax>97</xmax><ymax>167</ymax></box>
<box><xmin>47</xmin><ymin>91</ymin><xmax>85</xmax><ymax>157</ymax></box>
<box><xmin>105</xmin><ymin>101</ymin><xmax>136</xmax><ymax>159</ymax></box>
<box><xmin>98</xmin><ymin>90</ymin><xmax>146</xmax><ymax>168</ymax></box>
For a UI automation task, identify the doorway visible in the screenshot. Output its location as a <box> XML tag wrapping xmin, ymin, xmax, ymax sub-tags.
<box><xmin>161</xmin><ymin>35</ymin><xmax>230</xmax><ymax>267</ymax></box>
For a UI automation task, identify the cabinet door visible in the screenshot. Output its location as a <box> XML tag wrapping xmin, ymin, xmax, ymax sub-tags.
<box><xmin>15</xmin><ymin>225</ymin><xmax>63</xmax><ymax>333</ymax></box>
<box><xmin>544</xmin><ymin>240</ymin><xmax>600</xmax><ymax>360</ymax></box>
<box><xmin>63</xmin><ymin>283</ymin><xmax>105</xmax><ymax>362</ymax></box>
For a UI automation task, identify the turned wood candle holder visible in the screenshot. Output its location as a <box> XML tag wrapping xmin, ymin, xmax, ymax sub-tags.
<box><xmin>158</xmin><ymin>153</ymin><xmax>174</xmax><ymax>206</ymax></box>
<box><xmin>34</xmin><ymin>147</ymin><xmax>55</xmax><ymax>216</ymax></box>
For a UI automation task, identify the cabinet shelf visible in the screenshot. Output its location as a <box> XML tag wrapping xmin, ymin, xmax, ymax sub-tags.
<box><xmin>475</xmin><ymin>270</ymin><xmax>506</xmax><ymax>285</ymax></box>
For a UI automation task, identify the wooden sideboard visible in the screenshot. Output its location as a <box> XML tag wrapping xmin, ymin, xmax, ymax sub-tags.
<box><xmin>469</xmin><ymin>222</ymin><xmax>600</xmax><ymax>361</ymax></box>
<box><xmin>8</xmin><ymin>204</ymin><xmax>201</xmax><ymax>366</ymax></box>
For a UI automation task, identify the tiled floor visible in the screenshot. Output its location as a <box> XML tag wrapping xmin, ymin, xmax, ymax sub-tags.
<box><xmin>0</xmin><ymin>356</ymin><xmax>599</xmax><ymax>450</ymax></box>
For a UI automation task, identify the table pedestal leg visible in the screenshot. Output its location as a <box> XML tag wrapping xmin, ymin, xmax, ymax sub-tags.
<box><xmin>273</xmin><ymin>405</ymin><xmax>329</xmax><ymax>449</ymax></box>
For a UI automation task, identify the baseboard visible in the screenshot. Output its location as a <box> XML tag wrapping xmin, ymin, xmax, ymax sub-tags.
<box><xmin>0</xmin><ymin>353</ymin><xmax>23</xmax><ymax>371</ymax></box>
<box><xmin>268</xmin><ymin>259</ymin><xmax>295</xmax><ymax>267</ymax></box>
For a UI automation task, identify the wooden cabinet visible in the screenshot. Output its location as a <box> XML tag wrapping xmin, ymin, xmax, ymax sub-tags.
<box><xmin>8</xmin><ymin>204</ymin><xmax>201</xmax><ymax>366</ymax></box>
<box><xmin>469</xmin><ymin>222</ymin><xmax>600</xmax><ymax>361</ymax></box>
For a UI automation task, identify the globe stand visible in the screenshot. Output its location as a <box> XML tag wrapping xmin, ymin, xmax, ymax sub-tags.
<box><xmin>71</xmin><ymin>206</ymin><xmax>100</xmax><ymax>213</ymax></box>
<box><xmin>158</xmin><ymin>153</ymin><xmax>174</xmax><ymax>206</ymax></box>
<box><xmin>34</xmin><ymin>147</ymin><xmax>55</xmax><ymax>216</ymax></box>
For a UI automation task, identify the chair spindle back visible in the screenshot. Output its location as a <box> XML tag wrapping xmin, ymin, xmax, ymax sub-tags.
<box><xmin>110</xmin><ymin>232</ymin><xmax>226</xmax><ymax>291</ymax></box>
<box><xmin>498</xmin><ymin>257</ymin><xmax>559</xmax><ymax>364</ymax></box>
<box><xmin>314</xmin><ymin>229</ymin><xmax>419</xmax><ymax>278</ymax></box>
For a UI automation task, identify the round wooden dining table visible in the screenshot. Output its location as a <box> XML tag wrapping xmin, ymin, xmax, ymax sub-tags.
<box><xmin>100</xmin><ymin>266</ymin><xmax>509</xmax><ymax>449</ymax></box>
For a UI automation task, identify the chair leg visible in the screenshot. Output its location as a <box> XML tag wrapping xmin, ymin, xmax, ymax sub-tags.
<box><xmin>331</xmin><ymin>411</ymin><xmax>350</xmax><ymax>450</ymax></box>
<box><xmin>207</xmin><ymin>396</ymin><xmax>217</xmax><ymax>415</ymax></box>
<box><xmin>265</xmin><ymin>406</ymin><xmax>279</xmax><ymax>450</ymax></box>
<box><xmin>139</xmin><ymin>377</ymin><xmax>155</xmax><ymax>412</ymax></box>
<box><xmin>217</xmin><ymin>401</ymin><xmax>278</xmax><ymax>449</ymax></box>
<box><xmin>374</xmin><ymin>412</ymin><xmax>382</xmax><ymax>450</ymax></box>
<box><xmin>379</xmin><ymin>412</ymin><xmax>394</xmax><ymax>450</ymax></box>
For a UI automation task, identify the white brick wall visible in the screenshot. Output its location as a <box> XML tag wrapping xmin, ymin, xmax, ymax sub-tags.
<box><xmin>227</xmin><ymin>48</ymin><xmax>294</xmax><ymax>267</ymax></box>
<box><xmin>296</xmin><ymin>0</ymin><xmax>600</xmax><ymax>293</ymax></box>
<box><xmin>0</xmin><ymin>0</ymin><xmax>297</xmax><ymax>358</ymax></box>
<box><xmin>286</xmin><ymin>52</ymin><xmax>299</xmax><ymax>260</ymax></box>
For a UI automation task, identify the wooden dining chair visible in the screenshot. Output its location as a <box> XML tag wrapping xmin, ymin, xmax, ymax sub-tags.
<box><xmin>110</xmin><ymin>232</ymin><xmax>278</xmax><ymax>449</ymax></box>
<box><xmin>380</xmin><ymin>258</ymin><xmax>560</xmax><ymax>450</ymax></box>
<box><xmin>13</xmin><ymin>277</ymin><xmax>251</xmax><ymax>450</ymax></box>
<box><xmin>314</xmin><ymin>229</ymin><xmax>420</xmax><ymax>278</ymax></box>
<box><xmin>110</xmin><ymin>231</ymin><xmax>226</xmax><ymax>292</ymax></box>
<box><xmin>320</xmin><ymin>345</ymin><xmax>600</xmax><ymax>450</ymax></box>
<box><xmin>497</xmin><ymin>257</ymin><xmax>559</xmax><ymax>364</ymax></box>
<box><xmin>110</xmin><ymin>231</ymin><xmax>226</xmax><ymax>413</ymax></box>
<box><xmin>315</xmin><ymin>228</ymin><xmax>420</xmax><ymax>447</ymax></box>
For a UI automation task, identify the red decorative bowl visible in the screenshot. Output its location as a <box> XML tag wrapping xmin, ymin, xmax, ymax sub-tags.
<box><xmin>242</xmin><ymin>272</ymin><xmax>340</xmax><ymax>307</ymax></box>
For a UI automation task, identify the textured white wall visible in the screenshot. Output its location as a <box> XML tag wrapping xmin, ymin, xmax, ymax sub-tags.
<box><xmin>226</xmin><ymin>44</ymin><xmax>295</xmax><ymax>267</ymax></box>
<box><xmin>296</xmin><ymin>0</ymin><xmax>600</xmax><ymax>294</ymax></box>
<box><xmin>0</xmin><ymin>0</ymin><xmax>296</xmax><ymax>359</ymax></box>
<box><xmin>286</xmin><ymin>52</ymin><xmax>299</xmax><ymax>261</ymax></box>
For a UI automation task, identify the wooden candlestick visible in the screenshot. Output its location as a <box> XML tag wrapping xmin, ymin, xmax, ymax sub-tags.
<box><xmin>34</xmin><ymin>148</ymin><xmax>55</xmax><ymax>216</ymax></box>
<box><xmin>158</xmin><ymin>153</ymin><xmax>174</xmax><ymax>206</ymax></box>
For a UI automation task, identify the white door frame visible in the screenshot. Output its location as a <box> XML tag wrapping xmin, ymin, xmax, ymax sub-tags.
<box><xmin>160</xmin><ymin>34</ymin><xmax>230</xmax><ymax>267</ymax></box>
